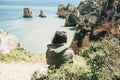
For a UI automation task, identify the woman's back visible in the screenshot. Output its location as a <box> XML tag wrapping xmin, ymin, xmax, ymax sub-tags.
<box><xmin>46</xmin><ymin>31</ymin><xmax>74</xmax><ymax>68</ymax></box>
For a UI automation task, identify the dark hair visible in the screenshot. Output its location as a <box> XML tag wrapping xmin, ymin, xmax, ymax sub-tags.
<box><xmin>52</xmin><ymin>31</ymin><xmax>67</xmax><ymax>44</ymax></box>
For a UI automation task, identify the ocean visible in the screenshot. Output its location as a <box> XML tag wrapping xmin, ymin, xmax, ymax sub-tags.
<box><xmin>0</xmin><ymin>0</ymin><xmax>81</xmax><ymax>53</ymax></box>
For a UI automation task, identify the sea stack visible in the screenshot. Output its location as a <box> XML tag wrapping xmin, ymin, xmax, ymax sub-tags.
<box><xmin>23</xmin><ymin>8</ymin><xmax>32</xmax><ymax>18</ymax></box>
<box><xmin>0</xmin><ymin>29</ymin><xmax>21</xmax><ymax>54</ymax></box>
<box><xmin>39</xmin><ymin>10</ymin><xmax>46</xmax><ymax>17</ymax></box>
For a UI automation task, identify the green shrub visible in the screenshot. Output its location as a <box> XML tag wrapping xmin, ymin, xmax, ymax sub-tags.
<box><xmin>81</xmin><ymin>40</ymin><xmax>120</xmax><ymax>80</ymax></box>
<box><xmin>32</xmin><ymin>40</ymin><xmax>120</xmax><ymax>80</ymax></box>
<box><xmin>32</xmin><ymin>56</ymin><xmax>91</xmax><ymax>80</ymax></box>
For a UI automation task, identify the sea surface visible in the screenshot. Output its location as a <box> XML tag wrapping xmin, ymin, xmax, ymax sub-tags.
<box><xmin>0</xmin><ymin>0</ymin><xmax>81</xmax><ymax>53</ymax></box>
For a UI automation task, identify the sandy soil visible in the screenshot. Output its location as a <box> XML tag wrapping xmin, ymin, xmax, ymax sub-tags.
<box><xmin>0</xmin><ymin>62</ymin><xmax>48</xmax><ymax>80</ymax></box>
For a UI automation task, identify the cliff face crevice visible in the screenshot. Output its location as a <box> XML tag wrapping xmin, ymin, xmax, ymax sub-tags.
<box><xmin>68</xmin><ymin>0</ymin><xmax>120</xmax><ymax>53</ymax></box>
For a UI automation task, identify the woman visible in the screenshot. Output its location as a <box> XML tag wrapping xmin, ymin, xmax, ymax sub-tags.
<box><xmin>46</xmin><ymin>31</ymin><xmax>74</xmax><ymax>69</ymax></box>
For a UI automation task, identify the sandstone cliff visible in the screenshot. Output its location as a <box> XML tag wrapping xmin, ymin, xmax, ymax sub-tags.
<box><xmin>69</xmin><ymin>0</ymin><xmax>120</xmax><ymax>53</ymax></box>
<box><xmin>0</xmin><ymin>29</ymin><xmax>21</xmax><ymax>54</ymax></box>
<box><xmin>57</xmin><ymin>4</ymin><xmax>77</xmax><ymax>18</ymax></box>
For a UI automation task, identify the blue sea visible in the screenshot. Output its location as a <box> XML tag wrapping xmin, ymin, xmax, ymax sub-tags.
<box><xmin>0</xmin><ymin>0</ymin><xmax>81</xmax><ymax>53</ymax></box>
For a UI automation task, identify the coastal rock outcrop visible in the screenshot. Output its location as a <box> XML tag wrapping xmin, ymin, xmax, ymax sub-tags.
<box><xmin>0</xmin><ymin>29</ymin><xmax>21</xmax><ymax>54</ymax></box>
<box><xmin>65</xmin><ymin>9</ymin><xmax>79</xmax><ymax>26</ymax></box>
<box><xmin>57</xmin><ymin>4</ymin><xmax>77</xmax><ymax>18</ymax></box>
<box><xmin>39</xmin><ymin>10</ymin><xmax>46</xmax><ymax>17</ymax></box>
<box><xmin>69</xmin><ymin>0</ymin><xmax>120</xmax><ymax>53</ymax></box>
<box><xmin>23</xmin><ymin>8</ymin><xmax>32</xmax><ymax>18</ymax></box>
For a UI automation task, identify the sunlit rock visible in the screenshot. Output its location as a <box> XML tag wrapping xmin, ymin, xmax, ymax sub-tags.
<box><xmin>0</xmin><ymin>29</ymin><xmax>21</xmax><ymax>54</ymax></box>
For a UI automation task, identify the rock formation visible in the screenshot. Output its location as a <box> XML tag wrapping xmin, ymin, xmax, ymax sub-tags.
<box><xmin>57</xmin><ymin>4</ymin><xmax>77</xmax><ymax>18</ymax></box>
<box><xmin>0</xmin><ymin>29</ymin><xmax>21</xmax><ymax>54</ymax></box>
<box><xmin>23</xmin><ymin>8</ymin><xmax>32</xmax><ymax>18</ymax></box>
<box><xmin>69</xmin><ymin>0</ymin><xmax>120</xmax><ymax>53</ymax></box>
<box><xmin>39</xmin><ymin>10</ymin><xmax>46</xmax><ymax>17</ymax></box>
<box><xmin>65</xmin><ymin>9</ymin><xmax>79</xmax><ymax>26</ymax></box>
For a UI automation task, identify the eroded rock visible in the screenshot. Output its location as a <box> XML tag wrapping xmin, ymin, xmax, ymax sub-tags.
<box><xmin>57</xmin><ymin>4</ymin><xmax>77</xmax><ymax>18</ymax></box>
<box><xmin>69</xmin><ymin>0</ymin><xmax>120</xmax><ymax>53</ymax></box>
<box><xmin>0</xmin><ymin>29</ymin><xmax>21</xmax><ymax>54</ymax></box>
<box><xmin>39</xmin><ymin>10</ymin><xmax>46</xmax><ymax>17</ymax></box>
<box><xmin>23</xmin><ymin>8</ymin><xmax>32</xmax><ymax>18</ymax></box>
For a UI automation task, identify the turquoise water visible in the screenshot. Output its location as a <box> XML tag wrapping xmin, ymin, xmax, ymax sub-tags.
<box><xmin>0</xmin><ymin>0</ymin><xmax>80</xmax><ymax>20</ymax></box>
<box><xmin>0</xmin><ymin>0</ymin><xmax>81</xmax><ymax>53</ymax></box>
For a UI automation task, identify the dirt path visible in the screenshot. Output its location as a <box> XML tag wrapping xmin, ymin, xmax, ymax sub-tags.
<box><xmin>0</xmin><ymin>62</ymin><xmax>48</xmax><ymax>80</ymax></box>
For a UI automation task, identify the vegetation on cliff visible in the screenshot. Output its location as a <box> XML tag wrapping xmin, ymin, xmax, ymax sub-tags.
<box><xmin>81</xmin><ymin>40</ymin><xmax>120</xmax><ymax>80</ymax></box>
<box><xmin>32</xmin><ymin>40</ymin><xmax>120</xmax><ymax>80</ymax></box>
<box><xmin>0</xmin><ymin>48</ymin><xmax>45</xmax><ymax>62</ymax></box>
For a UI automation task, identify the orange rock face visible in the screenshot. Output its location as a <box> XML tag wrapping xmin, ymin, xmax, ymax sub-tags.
<box><xmin>69</xmin><ymin>0</ymin><xmax>120</xmax><ymax>53</ymax></box>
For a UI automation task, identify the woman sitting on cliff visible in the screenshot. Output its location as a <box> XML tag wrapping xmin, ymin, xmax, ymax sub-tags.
<box><xmin>46</xmin><ymin>31</ymin><xmax>74</xmax><ymax>69</ymax></box>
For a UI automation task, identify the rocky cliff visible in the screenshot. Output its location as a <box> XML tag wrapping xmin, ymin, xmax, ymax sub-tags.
<box><xmin>0</xmin><ymin>29</ymin><xmax>21</xmax><ymax>54</ymax></box>
<box><xmin>69</xmin><ymin>0</ymin><xmax>120</xmax><ymax>53</ymax></box>
<box><xmin>57</xmin><ymin>4</ymin><xmax>77</xmax><ymax>19</ymax></box>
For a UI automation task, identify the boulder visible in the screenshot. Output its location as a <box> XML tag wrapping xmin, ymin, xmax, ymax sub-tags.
<box><xmin>39</xmin><ymin>10</ymin><xmax>46</xmax><ymax>17</ymax></box>
<box><xmin>70</xmin><ymin>0</ymin><xmax>120</xmax><ymax>53</ymax></box>
<box><xmin>23</xmin><ymin>8</ymin><xmax>32</xmax><ymax>18</ymax></box>
<box><xmin>0</xmin><ymin>29</ymin><xmax>21</xmax><ymax>54</ymax></box>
